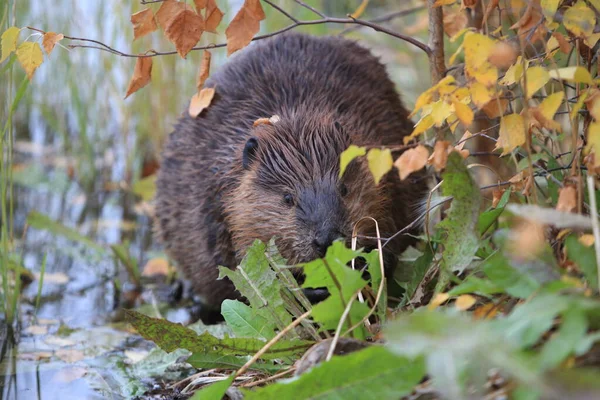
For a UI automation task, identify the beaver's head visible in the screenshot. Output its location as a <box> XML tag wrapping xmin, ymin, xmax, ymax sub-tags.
<box><xmin>224</xmin><ymin>112</ymin><xmax>391</xmax><ymax>264</ymax></box>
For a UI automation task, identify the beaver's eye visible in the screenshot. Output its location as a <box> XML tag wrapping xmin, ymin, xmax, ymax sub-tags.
<box><xmin>340</xmin><ymin>183</ymin><xmax>348</xmax><ymax>197</ymax></box>
<box><xmin>283</xmin><ymin>193</ymin><xmax>294</xmax><ymax>206</ymax></box>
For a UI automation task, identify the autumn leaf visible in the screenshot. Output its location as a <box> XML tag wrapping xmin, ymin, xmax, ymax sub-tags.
<box><xmin>534</xmin><ymin>91</ymin><xmax>563</xmax><ymax>131</ymax></box>
<box><xmin>585</xmin><ymin>121</ymin><xmax>600</xmax><ymax>168</ymax></box>
<box><xmin>142</xmin><ymin>258</ymin><xmax>171</xmax><ymax>277</ymax></box>
<box><xmin>463</xmin><ymin>32</ymin><xmax>498</xmax><ymax>86</ymax></box>
<box><xmin>510</xmin><ymin>0</ymin><xmax>544</xmax><ymax>43</ymax></box>
<box><xmin>499</xmin><ymin>58</ymin><xmax>524</xmax><ymax>85</ymax></box>
<box><xmin>551</xmin><ymin>32</ymin><xmax>571</xmax><ymax>54</ymax></box>
<box><xmin>189</xmin><ymin>87</ymin><xmax>216</xmax><ymax>117</ymax></box>
<box><xmin>405</xmin><ymin>114</ymin><xmax>434</xmax><ymax>143</ymax></box>
<box><xmin>131</xmin><ymin>8</ymin><xmax>158</xmax><ymax>40</ymax></box>
<box><xmin>470</xmin><ymin>82</ymin><xmax>494</xmax><ymax>108</ymax></box>
<box><xmin>125</xmin><ymin>56</ymin><xmax>152</xmax><ymax>99</ymax></box>
<box><xmin>339</xmin><ymin>145</ymin><xmax>366</xmax><ymax>178</ymax></box>
<box><xmin>488</xmin><ymin>41</ymin><xmax>517</xmax><ymax>68</ymax></box>
<box><xmin>455</xmin><ymin>294</ymin><xmax>476</xmax><ymax>310</ymax></box>
<box><xmin>225</xmin><ymin>0</ymin><xmax>265</xmax><ymax>55</ymax></box>
<box><xmin>428</xmin><ymin>293</ymin><xmax>449</xmax><ymax>310</ymax></box>
<box><xmin>194</xmin><ymin>0</ymin><xmax>208</xmax><ymax>11</ymax></box>
<box><xmin>443</xmin><ymin>6</ymin><xmax>468</xmax><ymax>38</ymax></box>
<box><xmin>548</xmin><ymin>66</ymin><xmax>593</xmax><ymax>84</ymax></box>
<box><xmin>197</xmin><ymin>50</ymin><xmax>211</xmax><ymax>91</ymax></box>
<box><xmin>496</xmin><ymin>113</ymin><xmax>526</xmax><ymax>155</ymax></box>
<box><xmin>394</xmin><ymin>145</ymin><xmax>429</xmax><ymax>180</ymax></box>
<box><xmin>1</xmin><ymin>26</ymin><xmax>21</xmax><ymax>63</ymax></box>
<box><xmin>367</xmin><ymin>148</ymin><xmax>393</xmax><ymax>185</ymax></box>
<box><xmin>453</xmin><ymin>100</ymin><xmax>474</xmax><ymax>126</ymax></box>
<box><xmin>430</xmin><ymin>100</ymin><xmax>453</xmax><ymax>127</ymax></box>
<box><xmin>205</xmin><ymin>0</ymin><xmax>224</xmax><ymax>33</ymax></box>
<box><xmin>434</xmin><ymin>0</ymin><xmax>455</xmax><ymax>6</ymax></box>
<box><xmin>350</xmin><ymin>0</ymin><xmax>369</xmax><ymax>18</ymax></box>
<box><xmin>524</xmin><ymin>66</ymin><xmax>549</xmax><ymax>98</ymax></box>
<box><xmin>38</xmin><ymin>35</ymin><xmax>62</xmax><ymax>61</ymax></box>
<box><xmin>16</xmin><ymin>42</ymin><xmax>43</xmax><ymax>79</ymax></box>
<box><xmin>165</xmin><ymin>9</ymin><xmax>204</xmax><ymax>58</ymax></box>
<box><xmin>556</xmin><ymin>186</ymin><xmax>577</xmax><ymax>213</ymax></box>
<box><xmin>585</xmin><ymin>89</ymin><xmax>600</xmax><ymax>121</ymax></box>
<box><xmin>428</xmin><ymin>140</ymin><xmax>451</xmax><ymax>172</ymax></box>
<box><xmin>156</xmin><ymin>0</ymin><xmax>192</xmax><ymax>30</ymax></box>
<box><xmin>541</xmin><ymin>0</ymin><xmax>560</xmax><ymax>20</ymax></box>
<box><xmin>482</xmin><ymin>97</ymin><xmax>508</xmax><ymax>118</ymax></box>
<box><xmin>563</xmin><ymin>1</ymin><xmax>595</xmax><ymax>39</ymax></box>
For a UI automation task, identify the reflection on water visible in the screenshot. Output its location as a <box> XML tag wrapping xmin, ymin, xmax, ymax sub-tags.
<box><xmin>1</xmin><ymin>0</ymin><xmax>429</xmax><ymax>398</ymax></box>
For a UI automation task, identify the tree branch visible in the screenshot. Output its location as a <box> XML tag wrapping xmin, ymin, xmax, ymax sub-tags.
<box><xmin>427</xmin><ymin>0</ymin><xmax>446</xmax><ymax>86</ymax></box>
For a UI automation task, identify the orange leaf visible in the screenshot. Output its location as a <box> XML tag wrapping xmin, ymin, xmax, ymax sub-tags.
<box><xmin>428</xmin><ymin>140</ymin><xmax>451</xmax><ymax>172</ymax></box>
<box><xmin>42</xmin><ymin>32</ymin><xmax>64</xmax><ymax>55</ymax></box>
<box><xmin>189</xmin><ymin>87</ymin><xmax>216</xmax><ymax>117</ymax></box>
<box><xmin>131</xmin><ymin>8</ymin><xmax>158</xmax><ymax>40</ymax></box>
<box><xmin>197</xmin><ymin>50</ymin><xmax>212</xmax><ymax>91</ymax></box>
<box><xmin>165</xmin><ymin>9</ymin><xmax>204</xmax><ymax>58</ymax></box>
<box><xmin>194</xmin><ymin>0</ymin><xmax>208</xmax><ymax>11</ymax></box>
<box><xmin>482</xmin><ymin>0</ymin><xmax>499</xmax><ymax>25</ymax></box>
<box><xmin>205</xmin><ymin>0</ymin><xmax>224</xmax><ymax>33</ymax></box>
<box><xmin>443</xmin><ymin>6</ymin><xmax>468</xmax><ymax>38</ymax></box>
<box><xmin>394</xmin><ymin>145</ymin><xmax>429</xmax><ymax>180</ymax></box>
<box><xmin>225</xmin><ymin>0</ymin><xmax>265</xmax><ymax>55</ymax></box>
<box><xmin>482</xmin><ymin>97</ymin><xmax>508</xmax><ymax>118</ymax></box>
<box><xmin>552</xmin><ymin>32</ymin><xmax>572</xmax><ymax>54</ymax></box>
<box><xmin>488</xmin><ymin>41</ymin><xmax>517</xmax><ymax>68</ymax></box>
<box><xmin>462</xmin><ymin>0</ymin><xmax>478</xmax><ymax>8</ymax></box>
<box><xmin>125</xmin><ymin>56</ymin><xmax>152</xmax><ymax>99</ymax></box>
<box><xmin>156</xmin><ymin>0</ymin><xmax>192</xmax><ymax>30</ymax></box>
<box><xmin>428</xmin><ymin>293</ymin><xmax>449</xmax><ymax>310</ymax></box>
<box><xmin>455</xmin><ymin>294</ymin><xmax>476</xmax><ymax>310</ymax></box>
<box><xmin>142</xmin><ymin>258</ymin><xmax>171</xmax><ymax>277</ymax></box>
<box><xmin>556</xmin><ymin>186</ymin><xmax>577</xmax><ymax>213</ymax></box>
<box><xmin>585</xmin><ymin>88</ymin><xmax>600</xmax><ymax>121</ymax></box>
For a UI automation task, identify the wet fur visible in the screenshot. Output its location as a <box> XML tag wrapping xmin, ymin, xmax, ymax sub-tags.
<box><xmin>155</xmin><ymin>33</ymin><xmax>426</xmax><ymax>311</ymax></box>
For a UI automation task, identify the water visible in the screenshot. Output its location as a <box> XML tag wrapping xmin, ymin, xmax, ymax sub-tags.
<box><xmin>1</xmin><ymin>1</ymin><xmax>429</xmax><ymax>398</ymax></box>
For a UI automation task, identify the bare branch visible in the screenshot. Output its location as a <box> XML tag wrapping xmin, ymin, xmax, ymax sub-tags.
<box><xmin>293</xmin><ymin>0</ymin><xmax>325</xmax><ymax>18</ymax></box>
<box><xmin>339</xmin><ymin>6</ymin><xmax>426</xmax><ymax>36</ymax></box>
<box><xmin>263</xmin><ymin>0</ymin><xmax>299</xmax><ymax>23</ymax></box>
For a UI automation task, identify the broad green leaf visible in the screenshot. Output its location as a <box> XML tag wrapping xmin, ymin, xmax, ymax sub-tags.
<box><xmin>132</xmin><ymin>174</ymin><xmax>156</xmax><ymax>201</ymax></box>
<box><xmin>221</xmin><ymin>300</ymin><xmax>276</xmax><ymax>340</ymax></box>
<box><xmin>482</xmin><ymin>252</ymin><xmax>540</xmax><ymax>298</ymax></box>
<box><xmin>26</xmin><ymin>211</ymin><xmax>105</xmax><ymax>254</ymax></box>
<box><xmin>187</xmin><ymin>353</ymin><xmax>284</xmax><ymax>372</ymax></box>
<box><xmin>396</xmin><ymin>246</ymin><xmax>434</xmax><ymax>303</ymax></box>
<box><xmin>125</xmin><ymin>310</ymin><xmax>313</xmax><ymax>359</ymax></box>
<box><xmin>15</xmin><ymin>41</ymin><xmax>43</xmax><ymax>79</ymax></box>
<box><xmin>218</xmin><ymin>240</ymin><xmax>293</xmax><ymax>331</ymax></box>
<box><xmin>242</xmin><ymin>346</ymin><xmax>426</xmax><ymax>400</ymax></box>
<box><xmin>339</xmin><ymin>145</ymin><xmax>366</xmax><ymax>178</ymax></box>
<box><xmin>565</xmin><ymin>235</ymin><xmax>598</xmax><ymax>289</ymax></box>
<box><xmin>548</xmin><ymin>66</ymin><xmax>593</xmax><ymax>84</ymax></box>
<box><xmin>438</xmin><ymin>152</ymin><xmax>480</xmax><ymax>273</ymax></box>
<box><xmin>538</xmin><ymin>307</ymin><xmax>587</xmax><ymax>369</ymax></box>
<box><xmin>524</xmin><ymin>66</ymin><xmax>549</xmax><ymax>98</ymax></box>
<box><xmin>477</xmin><ymin>187</ymin><xmax>511</xmax><ymax>235</ymax></box>
<box><xmin>190</xmin><ymin>375</ymin><xmax>234</xmax><ymax>400</ymax></box>
<box><xmin>448</xmin><ymin>275</ymin><xmax>503</xmax><ymax>296</ymax></box>
<box><xmin>1</xmin><ymin>27</ymin><xmax>20</xmax><ymax>63</ymax></box>
<box><xmin>366</xmin><ymin>148</ymin><xmax>393</xmax><ymax>185</ymax></box>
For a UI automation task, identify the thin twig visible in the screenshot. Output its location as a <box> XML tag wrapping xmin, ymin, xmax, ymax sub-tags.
<box><xmin>339</xmin><ymin>6</ymin><xmax>426</xmax><ymax>35</ymax></box>
<box><xmin>586</xmin><ymin>175</ymin><xmax>600</xmax><ymax>290</ymax></box>
<box><xmin>293</xmin><ymin>0</ymin><xmax>325</xmax><ymax>18</ymax></box>
<box><xmin>241</xmin><ymin>367</ymin><xmax>296</xmax><ymax>388</ymax></box>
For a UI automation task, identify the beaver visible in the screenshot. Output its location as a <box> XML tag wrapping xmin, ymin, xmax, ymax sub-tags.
<box><xmin>154</xmin><ymin>32</ymin><xmax>425</xmax><ymax>321</ymax></box>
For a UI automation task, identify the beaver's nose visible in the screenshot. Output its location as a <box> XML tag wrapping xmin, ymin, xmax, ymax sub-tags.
<box><xmin>313</xmin><ymin>228</ymin><xmax>342</xmax><ymax>257</ymax></box>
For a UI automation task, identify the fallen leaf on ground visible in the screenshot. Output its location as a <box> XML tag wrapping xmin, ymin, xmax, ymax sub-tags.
<box><xmin>125</xmin><ymin>56</ymin><xmax>152</xmax><ymax>99</ymax></box>
<box><xmin>189</xmin><ymin>87</ymin><xmax>216</xmax><ymax>117</ymax></box>
<box><xmin>25</xmin><ymin>325</ymin><xmax>49</xmax><ymax>335</ymax></box>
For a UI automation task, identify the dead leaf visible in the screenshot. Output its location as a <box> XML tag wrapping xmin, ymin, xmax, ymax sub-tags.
<box><xmin>556</xmin><ymin>186</ymin><xmax>577</xmax><ymax>213</ymax></box>
<box><xmin>189</xmin><ymin>87</ymin><xmax>216</xmax><ymax>117</ymax></box>
<box><xmin>56</xmin><ymin>349</ymin><xmax>85</xmax><ymax>363</ymax></box>
<box><xmin>462</xmin><ymin>0</ymin><xmax>478</xmax><ymax>9</ymax></box>
<box><xmin>488</xmin><ymin>41</ymin><xmax>517</xmax><ymax>68</ymax></box>
<box><xmin>194</xmin><ymin>0</ymin><xmax>208</xmax><ymax>11</ymax></box>
<box><xmin>142</xmin><ymin>257</ymin><xmax>170</xmax><ymax>277</ymax></box>
<box><xmin>510</xmin><ymin>0</ymin><xmax>544</xmax><ymax>44</ymax></box>
<box><xmin>453</xmin><ymin>100</ymin><xmax>474</xmax><ymax>127</ymax></box>
<box><xmin>482</xmin><ymin>0</ymin><xmax>500</xmax><ymax>25</ymax></box>
<box><xmin>42</xmin><ymin>32</ymin><xmax>64</xmax><ymax>55</ymax></box>
<box><xmin>165</xmin><ymin>9</ymin><xmax>204</xmax><ymax>58</ymax></box>
<box><xmin>428</xmin><ymin>293</ymin><xmax>450</xmax><ymax>310</ymax></box>
<box><xmin>131</xmin><ymin>8</ymin><xmax>158</xmax><ymax>40</ymax></box>
<box><xmin>428</xmin><ymin>140</ymin><xmax>451</xmax><ymax>172</ymax></box>
<box><xmin>350</xmin><ymin>0</ymin><xmax>369</xmax><ymax>18</ymax></box>
<box><xmin>473</xmin><ymin>303</ymin><xmax>498</xmax><ymax>319</ymax></box>
<box><xmin>585</xmin><ymin>88</ymin><xmax>600</xmax><ymax>121</ymax></box>
<box><xmin>156</xmin><ymin>0</ymin><xmax>192</xmax><ymax>29</ymax></box>
<box><xmin>19</xmin><ymin>351</ymin><xmax>53</xmax><ymax>361</ymax></box>
<box><xmin>205</xmin><ymin>0</ymin><xmax>224</xmax><ymax>33</ymax></box>
<box><xmin>443</xmin><ymin>7</ymin><xmax>468</xmax><ymax>38</ymax></box>
<box><xmin>579</xmin><ymin>234</ymin><xmax>594</xmax><ymax>247</ymax></box>
<box><xmin>394</xmin><ymin>145</ymin><xmax>429</xmax><ymax>180</ymax></box>
<box><xmin>552</xmin><ymin>32</ymin><xmax>572</xmax><ymax>54</ymax></box>
<box><xmin>196</xmin><ymin>50</ymin><xmax>211</xmax><ymax>91</ymax></box>
<box><xmin>455</xmin><ymin>294</ymin><xmax>476</xmax><ymax>310</ymax></box>
<box><xmin>482</xmin><ymin>97</ymin><xmax>508</xmax><ymax>118</ymax></box>
<box><xmin>225</xmin><ymin>0</ymin><xmax>265</xmax><ymax>55</ymax></box>
<box><xmin>125</xmin><ymin>56</ymin><xmax>152</xmax><ymax>99</ymax></box>
<box><xmin>492</xmin><ymin>188</ymin><xmax>505</xmax><ymax>208</ymax></box>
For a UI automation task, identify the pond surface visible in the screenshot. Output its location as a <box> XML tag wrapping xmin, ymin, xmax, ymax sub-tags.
<box><xmin>0</xmin><ymin>1</ymin><xmax>429</xmax><ymax>398</ymax></box>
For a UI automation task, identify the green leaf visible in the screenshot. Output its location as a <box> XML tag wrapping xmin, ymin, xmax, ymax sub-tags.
<box><xmin>132</xmin><ymin>174</ymin><xmax>156</xmax><ymax>201</ymax></box>
<box><xmin>339</xmin><ymin>145</ymin><xmax>366</xmax><ymax>178</ymax></box>
<box><xmin>439</xmin><ymin>152</ymin><xmax>481</xmax><ymax>273</ymax></box>
<box><xmin>26</xmin><ymin>211</ymin><xmax>106</xmax><ymax>254</ymax></box>
<box><xmin>125</xmin><ymin>310</ymin><xmax>313</xmax><ymax>359</ymax></box>
<box><xmin>538</xmin><ymin>307</ymin><xmax>588</xmax><ymax>369</ymax></box>
<box><xmin>1</xmin><ymin>27</ymin><xmax>20</xmax><ymax>64</ymax></box>
<box><xmin>477</xmin><ymin>188</ymin><xmax>511</xmax><ymax>235</ymax></box>
<box><xmin>190</xmin><ymin>375</ymin><xmax>234</xmax><ymax>400</ymax></box>
<box><xmin>187</xmin><ymin>353</ymin><xmax>284</xmax><ymax>372</ymax></box>
<box><xmin>565</xmin><ymin>234</ymin><xmax>598</xmax><ymax>289</ymax></box>
<box><xmin>448</xmin><ymin>275</ymin><xmax>503</xmax><ymax>296</ymax></box>
<box><xmin>366</xmin><ymin>148</ymin><xmax>393</xmax><ymax>185</ymax></box>
<box><xmin>218</xmin><ymin>240</ymin><xmax>293</xmax><ymax>331</ymax></box>
<box><xmin>396</xmin><ymin>246</ymin><xmax>434</xmax><ymax>303</ymax></box>
<box><xmin>482</xmin><ymin>252</ymin><xmax>540</xmax><ymax>298</ymax></box>
<box><xmin>242</xmin><ymin>346</ymin><xmax>426</xmax><ymax>400</ymax></box>
<box><xmin>221</xmin><ymin>300</ymin><xmax>276</xmax><ymax>340</ymax></box>
<box><xmin>365</xmin><ymin>249</ymin><xmax>387</xmax><ymax>320</ymax></box>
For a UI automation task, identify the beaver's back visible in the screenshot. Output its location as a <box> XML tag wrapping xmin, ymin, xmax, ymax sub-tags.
<box><xmin>155</xmin><ymin>33</ymin><xmax>417</xmax><ymax>313</ymax></box>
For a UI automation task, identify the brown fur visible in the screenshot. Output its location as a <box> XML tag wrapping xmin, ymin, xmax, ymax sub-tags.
<box><xmin>155</xmin><ymin>33</ymin><xmax>426</xmax><ymax>312</ymax></box>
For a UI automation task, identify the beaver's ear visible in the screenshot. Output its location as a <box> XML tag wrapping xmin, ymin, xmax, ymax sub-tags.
<box><xmin>243</xmin><ymin>137</ymin><xmax>259</xmax><ymax>170</ymax></box>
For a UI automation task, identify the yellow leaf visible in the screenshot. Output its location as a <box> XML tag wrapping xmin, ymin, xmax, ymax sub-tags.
<box><xmin>584</xmin><ymin>121</ymin><xmax>600</xmax><ymax>168</ymax></box>
<box><xmin>541</xmin><ymin>0</ymin><xmax>560</xmax><ymax>20</ymax></box>
<box><xmin>571</xmin><ymin>89</ymin><xmax>589</xmax><ymax>120</ymax></box>
<box><xmin>430</xmin><ymin>100</ymin><xmax>453</xmax><ymax>127</ymax></box>
<box><xmin>453</xmin><ymin>100</ymin><xmax>474</xmax><ymax>126</ymax></box>
<box><xmin>448</xmin><ymin>43</ymin><xmax>463</xmax><ymax>65</ymax></box>
<box><xmin>131</xmin><ymin>8</ymin><xmax>158</xmax><ymax>40</ymax></box>
<box><xmin>225</xmin><ymin>0</ymin><xmax>265</xmax><ymax>55</ymax></box>
<box><xmin>524</xmin><ymin>66</ymin><xmax>549</xmax><ymax>98</ymax></box>
<box><xmin>339</xmin><ymin>145</ymin><xmax>366</xmax><ymax>178</ymax></box>
<box><xmin>579</xmin><ymin>234</ymin><xmax>595</xmax><ymax>247</ymax></box>
<box><xmin>538</xmin><ymin>91</ymin><xmax>564</xmax><ymax>121</ymax></box>
<box><xmin>428</xmin><ymin>293</ymin><xmax>449</xmax><ymax>310</ymax></box>
<box><xmin>367</xmin><ymin>148</ymin><xmax>393</xmax><ymax>185</ymax></box>
<box><xmin>188</xmin><ymin>87</ymin><xmax>216</xmax><ymax>117</ymax></box>
<box><xmin>142</xmin><ymin>258</ymin><xmax>171</xmax><ymax>277</ymax></box>
<box><xmin>125</xmin><ymin>56</ymin><xmax>153</xmax><ymax>99</ymax></box>
<box><xmin>394</xmin><ymin>145</ymin><xmax>429</xmax><ymax>181</ymax></box>
<box><xmin>549</xmin><ymin>66</ymin><xmax>593</xmax><ymax>84</ymax></box>
<box><xmin>463</xmin><ymin>32</ymin><xmax>498</xmax><ymax>86</ymax></box>
<box><xmin>470</xmin><ymin>82</ymin><xmax>493</xmax><ymax>108</ymax></box>
<box><xmin>450</xmin><ymin>87</ymin><xmax>471</xmax><ymax>103</ymax></box>
<box><xmin>496</xmin><ymin>113</ymin><xmax>526</xmax><ymax>155</ymax></box>
<box><xmin>164</xmin><ymin>9</ymin><xmax>204</xmax><ymax>59</ymax></box>
<box><xmin>15</xmin><ymin>42</ymin><xmax>43</xmax><ymax>80</ymax></box>
<box><xmin>499</xmin><ymin>58</ymin><xmax>525</xmax><ymax>85</ymax></box>
<box><xmin>455</xmin><ymin>294</ymin><xmax>476</xmax><ymax>310</ymax></box>
<box><xmin>1</xmin><ymin>26</ymin><xmax>21</xmax><ymax>63</ymax></box>
<box><xmin>563</xmin><ymin>1</ymin><xmax>595</xmax><ymax>38</ymax></box>
<box><xmin>405</xmin><ymin>114</ymin><xmax>434</xmax><ymax>144</ymax></box>
<box><xmin>410</xmin><ymin>90</ymin><xmax>434</xmax><ymax>117</ymax></box>
<box><xmin>350</xmin><ymin>0</ymin><xmax>369</xmax><ymax>18</ymax></box>
<box><xmin>585</xmin><ymin>89</ymin><xmax>600</xmax><ymax>121</ymax></box>
<box><xmin>42</xmin><ymin>32</ymin><xmax>64</xmax><ymax>55</ymax></box>
<box><xmin>434</xmin><ymin>0</ymin><xmax>455</xmax><ymax>5</ymax></box>
<box><xmin>585</xmin><ymin>32</ymin><xmax>600</xmax><ymax>48</ymax></box>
